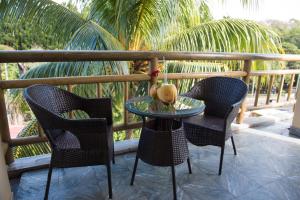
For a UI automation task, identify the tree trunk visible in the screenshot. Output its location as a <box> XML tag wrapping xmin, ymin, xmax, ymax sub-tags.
<box><xmin>17</xmin><ymin>63</ymin><xmax>26</xmax><ymax>76</ymax></box>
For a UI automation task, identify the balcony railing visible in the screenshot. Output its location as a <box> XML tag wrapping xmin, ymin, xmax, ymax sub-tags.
<box><xmin>1</xmin><ymin>50</ymin><xmax>300</xmax><ymax>175</ymax></box>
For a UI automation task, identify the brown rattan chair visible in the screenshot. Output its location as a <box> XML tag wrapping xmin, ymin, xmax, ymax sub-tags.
<box><xmin>183</xmin><ymin>77</ymin><xmax>248</xmax><ymax>175</ymax></box>
<box><xmin>24</xmin><ymin>84</ymin><xmax>114</xmax><ymax>199</ymax></box>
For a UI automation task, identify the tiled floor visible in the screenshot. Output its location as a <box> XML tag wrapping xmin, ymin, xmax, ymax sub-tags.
<box><xmin>13</xmin><ymin>128</ymin><xmax>300</xmax><ymax>200</ymax></box>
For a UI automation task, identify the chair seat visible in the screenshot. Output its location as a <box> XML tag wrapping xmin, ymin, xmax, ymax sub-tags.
<box><xmin>54</xmin><ymin>131</ymin><xmax>81</xmax><ymax>150</ymax></box>
<box><xmin>183</xmin><ymin>114</ymin><xmax>226</xmax><ymax>147</ymax></box>
<box><xmin>183</xmin><ymin>114</ymin><xmax>224</xmax><ymax>132</ymax></box>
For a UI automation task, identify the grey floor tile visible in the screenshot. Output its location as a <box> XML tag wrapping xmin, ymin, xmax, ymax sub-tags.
<box><xmin>235</xmin><ymin>186</ymin><xmax>283</xmax><ymax>200</ymax></box>
<box><xmin>14</xmin><ymin>130</ymin><xmax>300</xmax><ymax>200</ymax></box>
<box><xmin>211</xmin><ymin>169</ymin><xmax>261</xmax><ymax>197</ymax></box>
<box><xmin>262</xmin><ymin>177</ymin><xmax>300</xmax><ymax>200</ymax></box>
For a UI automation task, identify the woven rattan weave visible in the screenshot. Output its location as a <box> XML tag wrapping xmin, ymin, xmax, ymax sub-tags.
<box><xmin>24</xmin><ymin>84</ymin><xmax>114</xmax><ymax>199</ymax></box>
<box><xmin>183</xmin><ymin>77</ymin><xmax>248</xmax><ymax>175</ymax></box>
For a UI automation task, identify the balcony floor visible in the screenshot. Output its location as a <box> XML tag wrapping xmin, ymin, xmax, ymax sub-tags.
<box><xmin>15</xmin><ymin>128</ymin><xmax>300</xmax><ymax>200</ymax></box>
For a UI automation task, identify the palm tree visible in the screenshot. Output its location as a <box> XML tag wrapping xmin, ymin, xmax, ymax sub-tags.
<box><xmin>0</xmin><ymin>0</ymin><xmax>282</xmax><ymax>115</ymax></box>
<box><xmin>1</xmin><ymin>0</ymin><xmax>281</xmax><ymax>58</ymax></box>
<box><xmin>1</xmin><ymin>0</ymin><xmax>282</xmax><ymax>157</ymax></box>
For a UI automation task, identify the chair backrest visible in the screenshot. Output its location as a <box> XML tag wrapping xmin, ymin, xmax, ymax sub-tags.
<box><xmin>24</xmin><ymin>84</ymin><xmax>81</xmax><ymax>116</ymax></box>
<box><xmin>189</xmin><ymin>77</ymin><xmax>248</xmax><ymax>118</ymax></box>
<box><xmin>24</xmin><ymin>84</ymin><xmax>82</xmax><ymax>139</ymax></box>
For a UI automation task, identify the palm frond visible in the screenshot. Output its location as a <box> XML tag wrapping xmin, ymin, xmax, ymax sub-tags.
<box><xmin>161</xmin><ymin>19</ymin><xmax>282</xmax><ymax>53</ymax></box>
<box><xmin>176</xmin><ymin>0</ymin><xmax>212</xmax><ymax>28</ymax></box>
<box><xmin>89</xmin><ymin>0</ymin><xmax>137</xmax><ymax>47</ymax></box>
<box><xmin>128</xmin><ymin>0</ymin><xmax>178</xmax><ymax>50</ymax></box>
<box><xmin>66</xmin><ymin>21</ymin><xmax>125</xmax><ymax>50</ymax></box>
<box><xmin>198</xmin><ymin>0</ymin><xmax>213</xmax><ymax>23</ymax></box>
<box><xmin>166</xmin><ymin>61</ymin><xmax>227</xmax><ymax>93</ymax></box>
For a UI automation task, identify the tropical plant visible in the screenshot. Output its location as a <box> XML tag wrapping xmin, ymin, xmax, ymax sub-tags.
<box><xmin>0</xmin><ymin>20</ymin><xmax>64</xmax><ymax>50</ymax></box>
<box><xmin>1</xmin><ymin>0</ymin><xmax>283</xmax><ymax>157</ymax></box>
<box><xmin>267</xmin><ymin>19</ymin><xmax>300</xmax><ymax>68</ymax></box>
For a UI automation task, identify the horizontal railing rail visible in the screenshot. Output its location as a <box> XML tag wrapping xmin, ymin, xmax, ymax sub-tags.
<box><xmin>250</xmin><ymin>69</ymin><xmax>300</xmax><ymax>75</ymax></box>
<box><xmin>1</xmin><ymin>50</ymin><xmax>300</xmax><ymax>173</ymax></box>
<box><xmin>0</xmin><ymin>71</ymin><xmax>246</xmax><ymax>89</ymax></box>
<box><xmin>1</xmin><ymin>50</ymin><xmax>300</xmax><ymax>63</ymax></box>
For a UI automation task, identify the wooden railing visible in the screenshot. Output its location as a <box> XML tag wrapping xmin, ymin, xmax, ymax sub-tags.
<box><xmin>248</xmin><ymin>69</ymin><xmax>300</xmax><ymax>110</ymax></box>
<box><xmin>1</xmin><ymin>50</ymin><xmax>300</xmax><ymax>166</ymax></box>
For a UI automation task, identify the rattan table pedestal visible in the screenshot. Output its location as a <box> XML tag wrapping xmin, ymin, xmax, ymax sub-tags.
<box><xmin>126</xmin><ymin>96</ymin><xmax>204</xmax><ymax>200</ymax></box>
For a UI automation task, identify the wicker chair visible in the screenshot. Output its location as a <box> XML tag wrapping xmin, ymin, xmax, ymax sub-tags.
<box><xmin>24</xmin><ymin>84</ymin><xmax>114</xmax><ymax>200</ymax></box>
<box><xmin>183</xmin><ymin>77</ymin><xmax>248</xmax><ymax>175</ymax></box>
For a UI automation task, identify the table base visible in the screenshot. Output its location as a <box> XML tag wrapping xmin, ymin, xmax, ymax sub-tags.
<box><xmin>130</xmin><ymin>119</ymin><xmax>191</xmax><ymax>200</ymax></box>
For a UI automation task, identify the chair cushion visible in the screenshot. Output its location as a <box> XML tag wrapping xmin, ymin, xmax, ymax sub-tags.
<box><xmin>54</xmin><ymin>131</ymin><xmax>81</xmax><ymax>150</ymax></box>
<box><xmin>183</xmin><ymin>114</ymin><xmax>224</xmax><ymax>132</ymax></box>
<box><xmin>183</xmin><ymin>114</ymin><xmax>226</xmax><ymax>147</ymax></box>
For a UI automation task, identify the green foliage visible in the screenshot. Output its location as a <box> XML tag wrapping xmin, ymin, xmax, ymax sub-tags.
<box><xmin>0</xmin><ymin>0</ymin><xmax>284</xmax><ymax>158</ymax></box>
<box><xmin>267</xmin><ymin>19</ymin><xmax>300</xmax><ymax>68</ymax></box>
<box><xmin>13</xmin><ymin>119</ymin><xmax>51</xmax><ymax>159</ymax></box>
<box><xmin>267</xmin><ymin>19</ymin><xmax>300</xmax><ymax>53</ymax></box>
<box><xmin>0</xmin><ymin>20</ymin><xmax>64</xmax><ymax>50</ymax></box>
<box><xmin>282</xmin><ymin>42</ymin><xmax>300</xmax><ymax>54</ymax></box>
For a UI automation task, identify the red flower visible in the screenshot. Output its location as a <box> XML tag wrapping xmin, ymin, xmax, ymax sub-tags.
<box><xmin>150</xmin><ymin>69</ymin><xmax>160</xmax><ymax>78</ymax></box>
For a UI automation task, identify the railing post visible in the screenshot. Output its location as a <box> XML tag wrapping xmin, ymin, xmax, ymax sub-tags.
<box><xmin>175</xmin><ymin>79</ymin><xmax>179</xmax><ymax>90</ymax></box>
<box><xmin>67</xmin><ymin>84</ymin><xmax>74</xmax><ymax>119</ymax></box>
<box><xmin>124</xmin><ymin>81</ymin><xmax>133</xmax><ymax>139</ymax></box>
<box><xmin>287</xmin><ymin>74</ymin><xmax>295</xmax><ymax>101</ymax></box>
<box><xmin>124</xmin><ymin>82</ymin><xmax>129</xmax><ymax>125</ymax></box>
<box><xmin>150</xmin><ymin>57</ymin><xmax>158</xmax><ymax>86</ymax></box>
<box><xmin>277</xmin><ymin>75</ymin><xmax>285</xmax><ymax>103</ymax></box>
<box><xmin>266</xmin><ymin>75</ymin><xmax>275</xmax><ymax>105</ymax></box>
<box><xmin>237</xmin><ymin>60</ymin><xmax>252</xmax><ymax>124</ymax></box>
<box><xmin>254</xmin><ymin>75</ymin><xmax>262</xmax><ymax>106</ymax></box>
<box><xmin>0</xmin><ymin>65</ymin><xmax>14</xmax><ymax>164</ymax></box>
<box><xmin>0</xmin><ymin>88</ymin><xmax>14</xmax><ymax>164</ymax></box>
<box><xmin>96</xmin><ymin>83</ymin><xmax>103</xmax><ymax>98</ymax></box>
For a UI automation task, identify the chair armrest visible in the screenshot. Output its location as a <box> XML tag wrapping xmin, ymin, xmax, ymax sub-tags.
<box><xmin>81</xmin><ymin>98</ymin><xmax>113</xmax><ymax>125</ymax></box>
<box><xmin>181</xmin><ymin>82</ymin><xmax>204</xmax><ymax>100</ymax></box>
<box><xmin>57</xmin><ymin>117</ymin><xmax>108</xmax><ymax>133</ymax></box>
<box><xmin>224</xmin><ymin>100</ymin><xmax>244</xmax><ymax>129</ymax></box>
<box><xmin>181</xmin><ymin>91</ymin><xmax>204</xmax><ymax>100</ymax></box>
<box><xmin>49</xmin><ymin>117</ymin><xmax>111</xmax><ymax>150</ymax></box>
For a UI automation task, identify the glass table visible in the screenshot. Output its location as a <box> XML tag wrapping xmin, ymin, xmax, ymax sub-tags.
<box><xmin>126</xmin><ymin>96</ymin><xmax>205</xmax><ymax>200</ymax></box>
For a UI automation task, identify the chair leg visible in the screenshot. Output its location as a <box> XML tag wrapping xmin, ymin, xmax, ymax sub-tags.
<box><xmin>218</xmin><ymin>146</ymin><xmax>225</xmax><ymax>176</ymax></box>
<box><xmin>231</xmin><ymin>136</ymin><xmax>237</xmax><ymax>155</ymax></box>
<box><xmin>171</xmin><ymin>165</ymin><xmax>177</xmax><ymax>200</ymax></box>
<box><xmin>106</xmin><ymin>162</ymin><xmax>112</xmax><ymax>199</ymax></box>
<box><xmin>167</xmin><ymin>119</ymin><xmax>177</xmax><ymax>200</ymax></box>
<box><xmin>130</xmin><ymin>155</ymin><xmax>139</xmax><ymax>185</ymax></box>
<box><xmin>44</xmin><ymin>165</ymin><xmax>53</xmax><ymax>200</ymax></box>
<box><xmin>112</xmin><ymin>145</ymin><xmax>115</xmax><ymax>164</ymax></box>
<box><xmin>187</xmin><ymin>157</ymin><xmax>192</xmax><ymax>174</ymax></box>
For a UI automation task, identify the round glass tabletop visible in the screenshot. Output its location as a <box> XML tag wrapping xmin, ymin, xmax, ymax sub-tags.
<box><xmin>125</xmin><ymin>96</ymin><xmax>205</xmax><ymax>119</ymax></box>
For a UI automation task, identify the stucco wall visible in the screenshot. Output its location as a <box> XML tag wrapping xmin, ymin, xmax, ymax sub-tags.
<box><xmin>0</xmin><ymin>140</ymin><xmax>11</xmax><ymax>200</ymax></box>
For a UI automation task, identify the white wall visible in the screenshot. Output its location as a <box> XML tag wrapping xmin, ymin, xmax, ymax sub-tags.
<box><xmin>0</xmin><ymin>140</ymin><xmax>11</xmax><ymax>200</ymax></box>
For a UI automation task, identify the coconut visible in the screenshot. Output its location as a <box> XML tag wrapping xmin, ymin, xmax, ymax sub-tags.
<box><xmin>149</xmin><ymin>84</ymin><xmax>158</xmax><ymax>99</ymax></box>
<box><xmin>157</xmin><ymin>83</ymin><xmax>177</xmax><ymax>104</ymax></box>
